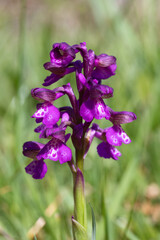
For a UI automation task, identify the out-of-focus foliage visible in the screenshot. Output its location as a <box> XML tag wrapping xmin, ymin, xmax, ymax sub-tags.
<box><xmin>0</xmin><ymin>0</ymin><xmax>160</xmax><ymax>239</ymax></box>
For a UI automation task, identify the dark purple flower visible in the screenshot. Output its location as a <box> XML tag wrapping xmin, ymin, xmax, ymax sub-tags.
<box><xmin>23</xmin><ymin>141</ymin><xmax>44</xmax><ymax>159</ymax></box>
<box><xmin>25</xmin><ymin>160</ymin><xmax>47</xmax><ymax>179</ymax></box>
<box><xmin>97</xmin><ymin>142</ymin><xmax>121</xmax><ymax>160</ymax></box>
<box><xmin>43</xmin><ymin>66</ymin><xmax>76</xmax><ymax>85</ymax></box>
<box><xmin>43</xmin><ymin>42</ymin><xmax>76</xmax><ymax>76</ymax></box>
<box><xmin>32</xmin><ymin>102</ymin><xmax>60</xmax><ymax>128</ymax></box>
<box><xmin>108</xmin><ymin>108</ymin><xmax>137</xmax><ymax>124</ymax></box>
<box><xmin>50</xmin><ymin>42</ymin><xmax>76</xmax><ymax>67</ymax></box>
<box><xmin>31</xmin><ymin>88</ymin><xmax>60</xmax><ymax>102</ymax></box>
<box><xmin>71</xmin><ymin>124</ymin><xmax>84</xmax><ymax>150</ymax></box>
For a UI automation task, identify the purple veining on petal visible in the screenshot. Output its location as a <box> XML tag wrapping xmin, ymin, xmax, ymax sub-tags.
<box><xmin>23</xmin><ymin>141</ymin><xmax>44</xmax><ymax>159</ymax></box>
<box><xmin>109</xmin><ymin>109</ymin><xmax>137</xmax><ymax>124</ymax></box>
<box><xmin>31</xmin><ymin>88</ymin><xmax>61</xmax><ymax>102</ymax></box>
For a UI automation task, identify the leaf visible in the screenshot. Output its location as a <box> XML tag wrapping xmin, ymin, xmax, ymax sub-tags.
<box><xmin>72</xmin><ymin>217</ymin><xmax>88</xmax><ymax>240</ymax></box>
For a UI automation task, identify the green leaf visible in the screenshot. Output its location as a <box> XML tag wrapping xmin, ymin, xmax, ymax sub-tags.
<box><xmin>34</xmin><ymin>236</ymin><xmax>37</xmax><ymax>240</ymax></box>
<box><xmin>72</xmin><ymin>217</ymin><xmax>88</xmax><ymax>240</ymax></box>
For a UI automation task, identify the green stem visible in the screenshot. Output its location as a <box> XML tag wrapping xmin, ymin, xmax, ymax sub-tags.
<box><xmin>76</xmin><ymin>149</ymin><xmax>84</xmax><ymax>173</ymax></box>
<box><xmin>72</xmin><ymin>149</ymin><xmax>88</xmax><ymax>240</ymax></box>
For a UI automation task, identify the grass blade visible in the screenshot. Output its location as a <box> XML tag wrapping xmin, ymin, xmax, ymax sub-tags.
<box><xmin>89</xmin><ymin>204</ymin><xmax>96</xmax><ymax>240</ymax></box>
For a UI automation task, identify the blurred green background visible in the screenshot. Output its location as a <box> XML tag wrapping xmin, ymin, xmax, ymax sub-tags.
<box><xmin>0</xmin><ymin>0</ymin><xmax>160</xmax><ymax>239</ymax></box>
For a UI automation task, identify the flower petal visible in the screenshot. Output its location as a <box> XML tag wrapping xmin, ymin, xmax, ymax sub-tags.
<box><xmin>95</xmin><ymin>54</ymin><xmax>116</xmax><ymax>68</ymax></box>
<box><xmin>42</xmin><ymin>105</ymin><xmax>60</xmax><ymax>127</ymax></box>
<box><xmin>36</xmin><ymin>137</ymin><xmax>72</xmax><ymax>164</ymax></box>
<box><xmin>50</xmin><ymin>42</ymin><xmax>76</xmax><ymax>67</ymax></box>
<box><xmin>80</xmin><ymin>98</ymin><xmax>94</xmax><ymax>122</ymax></box>
<box><xmin>58</xmin><ymin>144</ymin><xmax>72</xmax><ymax>164</ymax></box>
<box><xmin>109</xmin><ymin>110</ymin><xmax>137</xmax><ymax>124</ymax></box>
<box><xmin>92</xmin><ymin>64</ymin><xmax>117</xmax><ymax>80</ymax></box>
<box><xmin>31</xmin><ymin>88</ymin><xmax>57</xmax><ymax>102</ymax></box>
<box><xmin>32</xmin><ymin>104</ymin><xmax>49</xmax><ymax>119</ymax></box>
<box><xmin>93</xmin><ymin>98</ymin><xmax>107</xmax><ymax>120</ymax></box>
<box><xmin>97</xmin><ymin>142</ymin><xmax>121</xmax><ymax>160</ymax></box>
<box><xmin>106</xmin><ymin>125</ymin><xmax>131</xmax><ymax>146</ymax></box>
<box><xmin>23</xmin><ymin>141</ymin><xmax>44</xmax><ymax>159</ymax></box>
<box><xmin>37</xmin><ymin>138</ymin><xmax>60</xmax><ymax>161</ymax></box>
<box><xmin>25</xmin><ymin>160</ymin><xmax>47</xmax><ymax>179</ymax></box>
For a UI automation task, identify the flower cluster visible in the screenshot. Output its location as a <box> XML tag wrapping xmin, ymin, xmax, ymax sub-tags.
<box><xmin>23</xmin><ymin>42</ymin><xmax>136</xmax><ymax>179</ymax></box>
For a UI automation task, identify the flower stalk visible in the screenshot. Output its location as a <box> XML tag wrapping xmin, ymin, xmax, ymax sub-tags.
<box><xmin>22</xmin><ymin>42</ymin><xmax>136</xmax><ymax>239</ymax></box>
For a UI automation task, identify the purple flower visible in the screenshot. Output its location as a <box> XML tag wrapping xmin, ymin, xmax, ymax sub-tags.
<box><xmin>80</xmin><ymin>97</ymin><xmax>110</xmax><ymax>122</ymax></box>
<box><xmin>25</xmin><ymin>160</ymin><xmax>47</xmax><ymax>179</ymax></box>
<box><xmin>50</xmin><ymin>42</ymin><xmax>76</xmax><ymax>67</ymax></box>
<box><xmin>23</xmin><ymin>136</ymin><xmax>72</xmax><ymax>178</ymax></box>
<box><xmin>79</xmin><ymin>78</ymin><xmax>112</xmax><ymax>122</ymax></box>
<box><xmin>106</xmin><ymin>125</ymin><xmax>131</xmax><ymax>146</ymax></box>
<box><xmin>31</xmin><ymin>88</ymin><xmax>63</xmax><ymax>102</ymax></box>
<box><xmin>97</xmin><ymin>142</ymin><xmax>121</xmax><ymax>160</ymax></box>
<box><xmin>23</xmin><ymin>141</ymin><xmax>44</xmax><ymax>158</ymax></box>
<box><xmin>43</xmin><ymin>66</ymin><xmax>76</xmax><ymax>86</ymax></box>
<box><xmin>23</xmin><ymin>141</ymin><xmax>47</xmax><ymax>179</ymax></box>
<box><xmin>108</xmin><ymin>108</ymin><xmax>137</xmax><ymax>124</ymax></box>
<box><xmin>92</xmin><ymin>54</ymin><xmax>117</xmax><ymax>80</ymax></box>
<box><xmin>31</xmin><ymin>102</ymin><xmax>60</xmax><ymax>128</ymax></box>
<box><xmin>36</xmin><ymin>137</ymin><xmax>72</xmax><ymax>164</ymax></box>
<box><xmin>23</xmin><ymin>42</ymin><xmax>137</xmax><ymax>179</ymax></box>
<box><xmin>43</xmin><ymin>42</ymin><xmax>76</xmax><ymax>76</ymax></box>
<box><xmin>34</xmin><ymin>112</ymin><xmax>71</xmax><ymax>140</ymax></box>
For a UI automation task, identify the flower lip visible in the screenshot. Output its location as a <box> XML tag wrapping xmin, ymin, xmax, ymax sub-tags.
<box><xmin>31</xmin><ymin>102</ymin><xmax>60</xmax><ymax>128</ymax></box>
<box><xmin>36</xmin><ymin>137</ymin><xmax>72</xmax><ymax>164</ymax></box>
<box><xmin>25</xmin><ymin>160</ymin><xmax>47</xmax><ymax>179</ymax></box>
<box><xmin>97</xmin><ymin>142</ymin><xmax>121</xmax><ymax>160</ymax></box>
<box><xmin>105</xmin><ymin>125</ymin><xmax>131</xmax><ymax>146</ymax></box>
